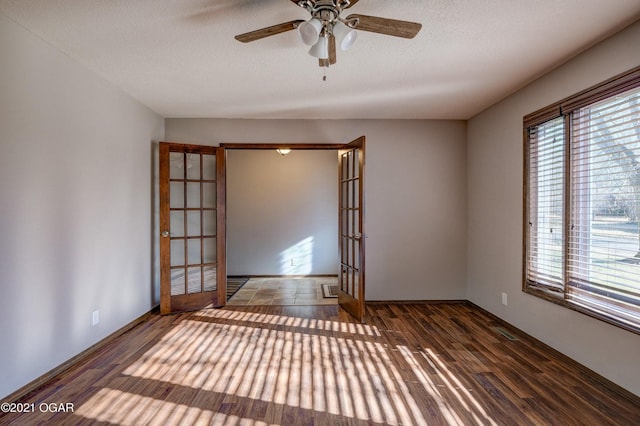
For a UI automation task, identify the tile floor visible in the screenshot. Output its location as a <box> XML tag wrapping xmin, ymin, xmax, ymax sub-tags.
<box><xmin>227</xmin><ymin>276</ymin><xmax>338</xmax><ymax>306</ymax></box>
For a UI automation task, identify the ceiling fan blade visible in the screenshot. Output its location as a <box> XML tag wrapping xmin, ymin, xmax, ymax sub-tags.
<box><xmin>347</xmin><ymin>14</ymin><xmax>422</xmax><ymax>39</ymax></box>
<box><xmin>319</xmin><ymin>34</ymin><xmax>337</xmax><ymax>67</ymax></box>
<box><xmin>235</xmin><ymin>20</ymin><xmax>304</xmax><ymax>43</ymax></box>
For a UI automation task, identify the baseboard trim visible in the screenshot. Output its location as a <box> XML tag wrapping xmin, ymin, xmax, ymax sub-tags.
<box><xmin>3</xmin><ymin>306</ymin><xmax>158</xmax><ymax>402</ymax></box>
<box><xmin>465</xmin><ymin>301</ymin><xmax>640</xmax><ymax>405</ymax></box>
<box><xmin>367</xmin><ymin>299</ymin><xmax>467</xmax><ymax>305</ymax></box>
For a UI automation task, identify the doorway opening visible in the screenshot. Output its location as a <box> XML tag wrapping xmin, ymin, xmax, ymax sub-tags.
<box><xmin>159</xmin><ymin>139</ymin><xmax>365</xmax><ymax>321</ymax></box>
<box><xmin>222</xmin><ymin>139</ymin><xmax>366</xmax><ymax>321</ymax></box>
<box><xmin>223</xmin><ymin>147</ymin><xmax>339</xmax><ymax>307</ymax></box>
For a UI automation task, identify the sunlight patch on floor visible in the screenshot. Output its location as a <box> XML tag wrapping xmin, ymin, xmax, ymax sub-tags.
<box><xmin>196</xmin><ymin>308</ymin><xmax>380</xmax><ymax>336</ymax></box>
<box><xmin>109</xmin><ymin>312</ymin><xmax>424</xmax><ymax>424</ymax></box>
<box><xmin>75</xmin><ymin>309</ymin><xmax>502</xmax><ymax>425</ymax></box>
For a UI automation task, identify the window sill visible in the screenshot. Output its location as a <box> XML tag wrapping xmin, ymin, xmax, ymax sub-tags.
<box><xmin>523</xmin><ymin>285</ymin><xmax>640</xmax><ymax>336</ymax></box>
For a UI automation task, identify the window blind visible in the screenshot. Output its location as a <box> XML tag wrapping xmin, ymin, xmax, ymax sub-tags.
<box><xmin>567</xmin><ymin>86</ymin><xmax>640</xmax><ymax>328</ymax></box>
<box><xmin>526</xmin><ymin>117</ymin><xmax>566</xmax><ymax>292</ymax></box>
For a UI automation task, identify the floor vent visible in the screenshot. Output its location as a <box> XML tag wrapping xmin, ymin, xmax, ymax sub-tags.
<box><xmin>322</xmin><ymin>284</ymin><xmax>339</xmax><ymax>298</ymax></box>
<box><xmin>495</xmin><ymin>327</ymin><xmax>518</xmax><ymax>341</ymax></box>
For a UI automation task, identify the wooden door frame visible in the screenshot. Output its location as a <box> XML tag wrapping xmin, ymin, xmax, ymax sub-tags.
<box><xmin>221</xmin><ymin>143</ymin><xmax>345</xmax><ymax>150</ymax></box>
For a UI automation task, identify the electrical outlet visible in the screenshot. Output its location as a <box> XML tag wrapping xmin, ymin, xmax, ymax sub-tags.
<box><xmin>92</xmin><ymin>310</ymin><xmax>100</xmax><ymax>326</ymax></box>
<box><xmin>501</xmin><ymin>293</ymin><xmax>508</xmax><ymax>306</ymax></box>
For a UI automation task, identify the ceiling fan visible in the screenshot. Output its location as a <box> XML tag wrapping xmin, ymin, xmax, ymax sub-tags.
<box><xmin>234</xmin><ymin>0</ymin><xmax>422</xmax><ymax>67</ymax></box>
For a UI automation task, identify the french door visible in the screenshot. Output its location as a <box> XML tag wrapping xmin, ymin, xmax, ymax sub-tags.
<box><xmin>159</xmin><ymin>143</ymin><xmax>226</xmax><ymax>314</ymax></box>
<box><xmin>338</xmin><ymin>136</ymin><xmax>366</xmax><ymax>321</ymax></box>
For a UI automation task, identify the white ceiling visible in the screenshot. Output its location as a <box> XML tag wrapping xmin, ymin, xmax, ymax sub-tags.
<box><xmin>1</xmin><ymin>0</ymin><xmax>639</xmax><ymax>119</ymax></box>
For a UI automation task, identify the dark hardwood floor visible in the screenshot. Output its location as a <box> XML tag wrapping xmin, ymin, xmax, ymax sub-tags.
<box><xmin>2</xmin><ymin>302</ymin><xmax>639</xmax><ymax>425</ymax></box>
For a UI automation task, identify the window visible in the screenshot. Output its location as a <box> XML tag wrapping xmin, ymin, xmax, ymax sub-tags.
<box><xmin>524</xmin><ymin>66</ymin><xmax>640</xmax><ymax>334</ymax></box>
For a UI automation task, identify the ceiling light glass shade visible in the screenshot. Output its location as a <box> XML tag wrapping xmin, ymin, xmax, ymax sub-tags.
<box><xmin>276</xmin><ymin>148</ymin><xmax>291</xmax><ymax>156</ymax></box>
<box><xmin>333</xmin><ymin>21</ymin><xmax>357</xmax><ymax>50</ymax></box>
<box><xmin>308</xmin><ymin>36</ymin><xmax>329</xmax><ymax>59</ymax></box>
<box><xmin>298</xmin><ymin>18</ymin><xmax>323</xmax><ymax>45</ymax></box>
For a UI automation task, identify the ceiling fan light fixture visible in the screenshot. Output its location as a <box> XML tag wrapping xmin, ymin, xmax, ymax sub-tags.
<box><xmin>308</xmin><ymin>35</ymin><xmax>329</xmax><ymax>59</ymax></box>
<box><xmin>333</xmin><ymin>20</ymin><xmax>357</xmax><ymax>50</ymax></box>
<box><xmin>276</xmin><ymin>148</ymin><xmax>291</xmax><ymax>156</ymax></box>
<box><xmin>297</xmin><ymin>18</ymin><xmax>323</xmax><ymax>45</ymax></box>
<box><xmin>235</xmin><ymin>4</ymin><xmax>423</xmax><ymax>69</ymax></box>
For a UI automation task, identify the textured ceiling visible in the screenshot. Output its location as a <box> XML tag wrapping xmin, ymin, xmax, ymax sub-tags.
<box><xmin>1</xmin><ymin>0</ymin><xmax>639</xmax><ymax>119</ymax></box>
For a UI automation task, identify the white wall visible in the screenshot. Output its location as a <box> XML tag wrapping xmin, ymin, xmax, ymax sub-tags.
<box><xmin>166</xmin><ymin>118</ymin><xmax>467</xmax><ymax>300</ymax></box>
<box><xmin>0</xmin><ymin>13</ymin><xmax>164</xmax><ymax>398</ymax></box>
<box><xmin>467</xmin><ymin>20</ymin><xmax>640</xmax><ymax>396</ymax></box>
<box><xmin>227</xmin><ymin>149</ymin><xmax>338</xmax><ymax>276</ymax></box>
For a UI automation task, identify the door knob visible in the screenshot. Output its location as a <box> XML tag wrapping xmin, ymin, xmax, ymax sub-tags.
<box><xmin>161</xmin><ymin>231</ymin><xmax>170</xmax><ymax>238</ymax></box>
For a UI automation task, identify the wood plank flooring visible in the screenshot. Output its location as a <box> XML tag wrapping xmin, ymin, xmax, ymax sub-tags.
<box><xmin>2</xmin><ymin>303</ymin><xmax>639</xmax><ymax>425</ymax></box>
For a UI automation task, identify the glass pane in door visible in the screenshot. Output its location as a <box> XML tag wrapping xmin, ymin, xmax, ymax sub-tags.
<box><xmin>170</xmin><ymin>183</ymin><xmax>184</xmax><ymax>208</ymax></box>
<box><xmin>170</xmin><ymin>211</ymin><xmax>185</xmax><ymax>237</ymax></box>
<box><xmin>188</xmin><ymin>267</ymin><xmax>202</xmax><ymax>293</ymax></box>
<box><xmin>187</xmin><ymin>211</ymin><xmax>201</xmax><ymax>236</ymax></box>
<box><xmin>171</xmin><ymin>240</ymin><xmax>185</xmax><ymax>266</ymax></box>
<box><xmin>203</xmin><ymin>183</ymin><xmax>216</xmax><ymax>208</ymax></box>
<box><xmin>203</xmin><ymin>237</ymin><xmax>216</xmax><ymax>263</ymax></box>
<box><xmin>203</xmin><ymin>211</ymin><xmax>216</xmax><ymax>236</ymax></box>
<box><xmin>202</xmin><ymin>155</ymin><xmax>216</xmax><ymax>180</ymax></box>
<box><xmin>171</xmin><ymin>269</ymin><xmax>185</xmax><ymax>295</ymax></box>
<box><xmin>187</xmin><ymin>183</ymin><xmax>200</xmax><ymax>208</ymax></box>
<box><xmin>170</xmin><ymin>153</ymin><xmax>184</xmax><ymax>179</ymax></box>
<box><xmin>204</xmin><ymin>266</ymin><xmax>217</xmax><ymax>291</ymax></box>
<box><xmin>188</xmin><ymin>239</ymin><xmax>201</xmax><ymax>265</ymax></box>
<box><xmin>186</xmin><ymin>154</ymin><xmax>201</xmax><ymax>180</ymax></box>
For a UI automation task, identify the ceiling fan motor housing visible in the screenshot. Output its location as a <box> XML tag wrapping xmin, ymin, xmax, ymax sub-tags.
<box><xmin>303</xmin><ymin>0</ymin><xmax>343</xmax><ymax>24</ymax></box>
